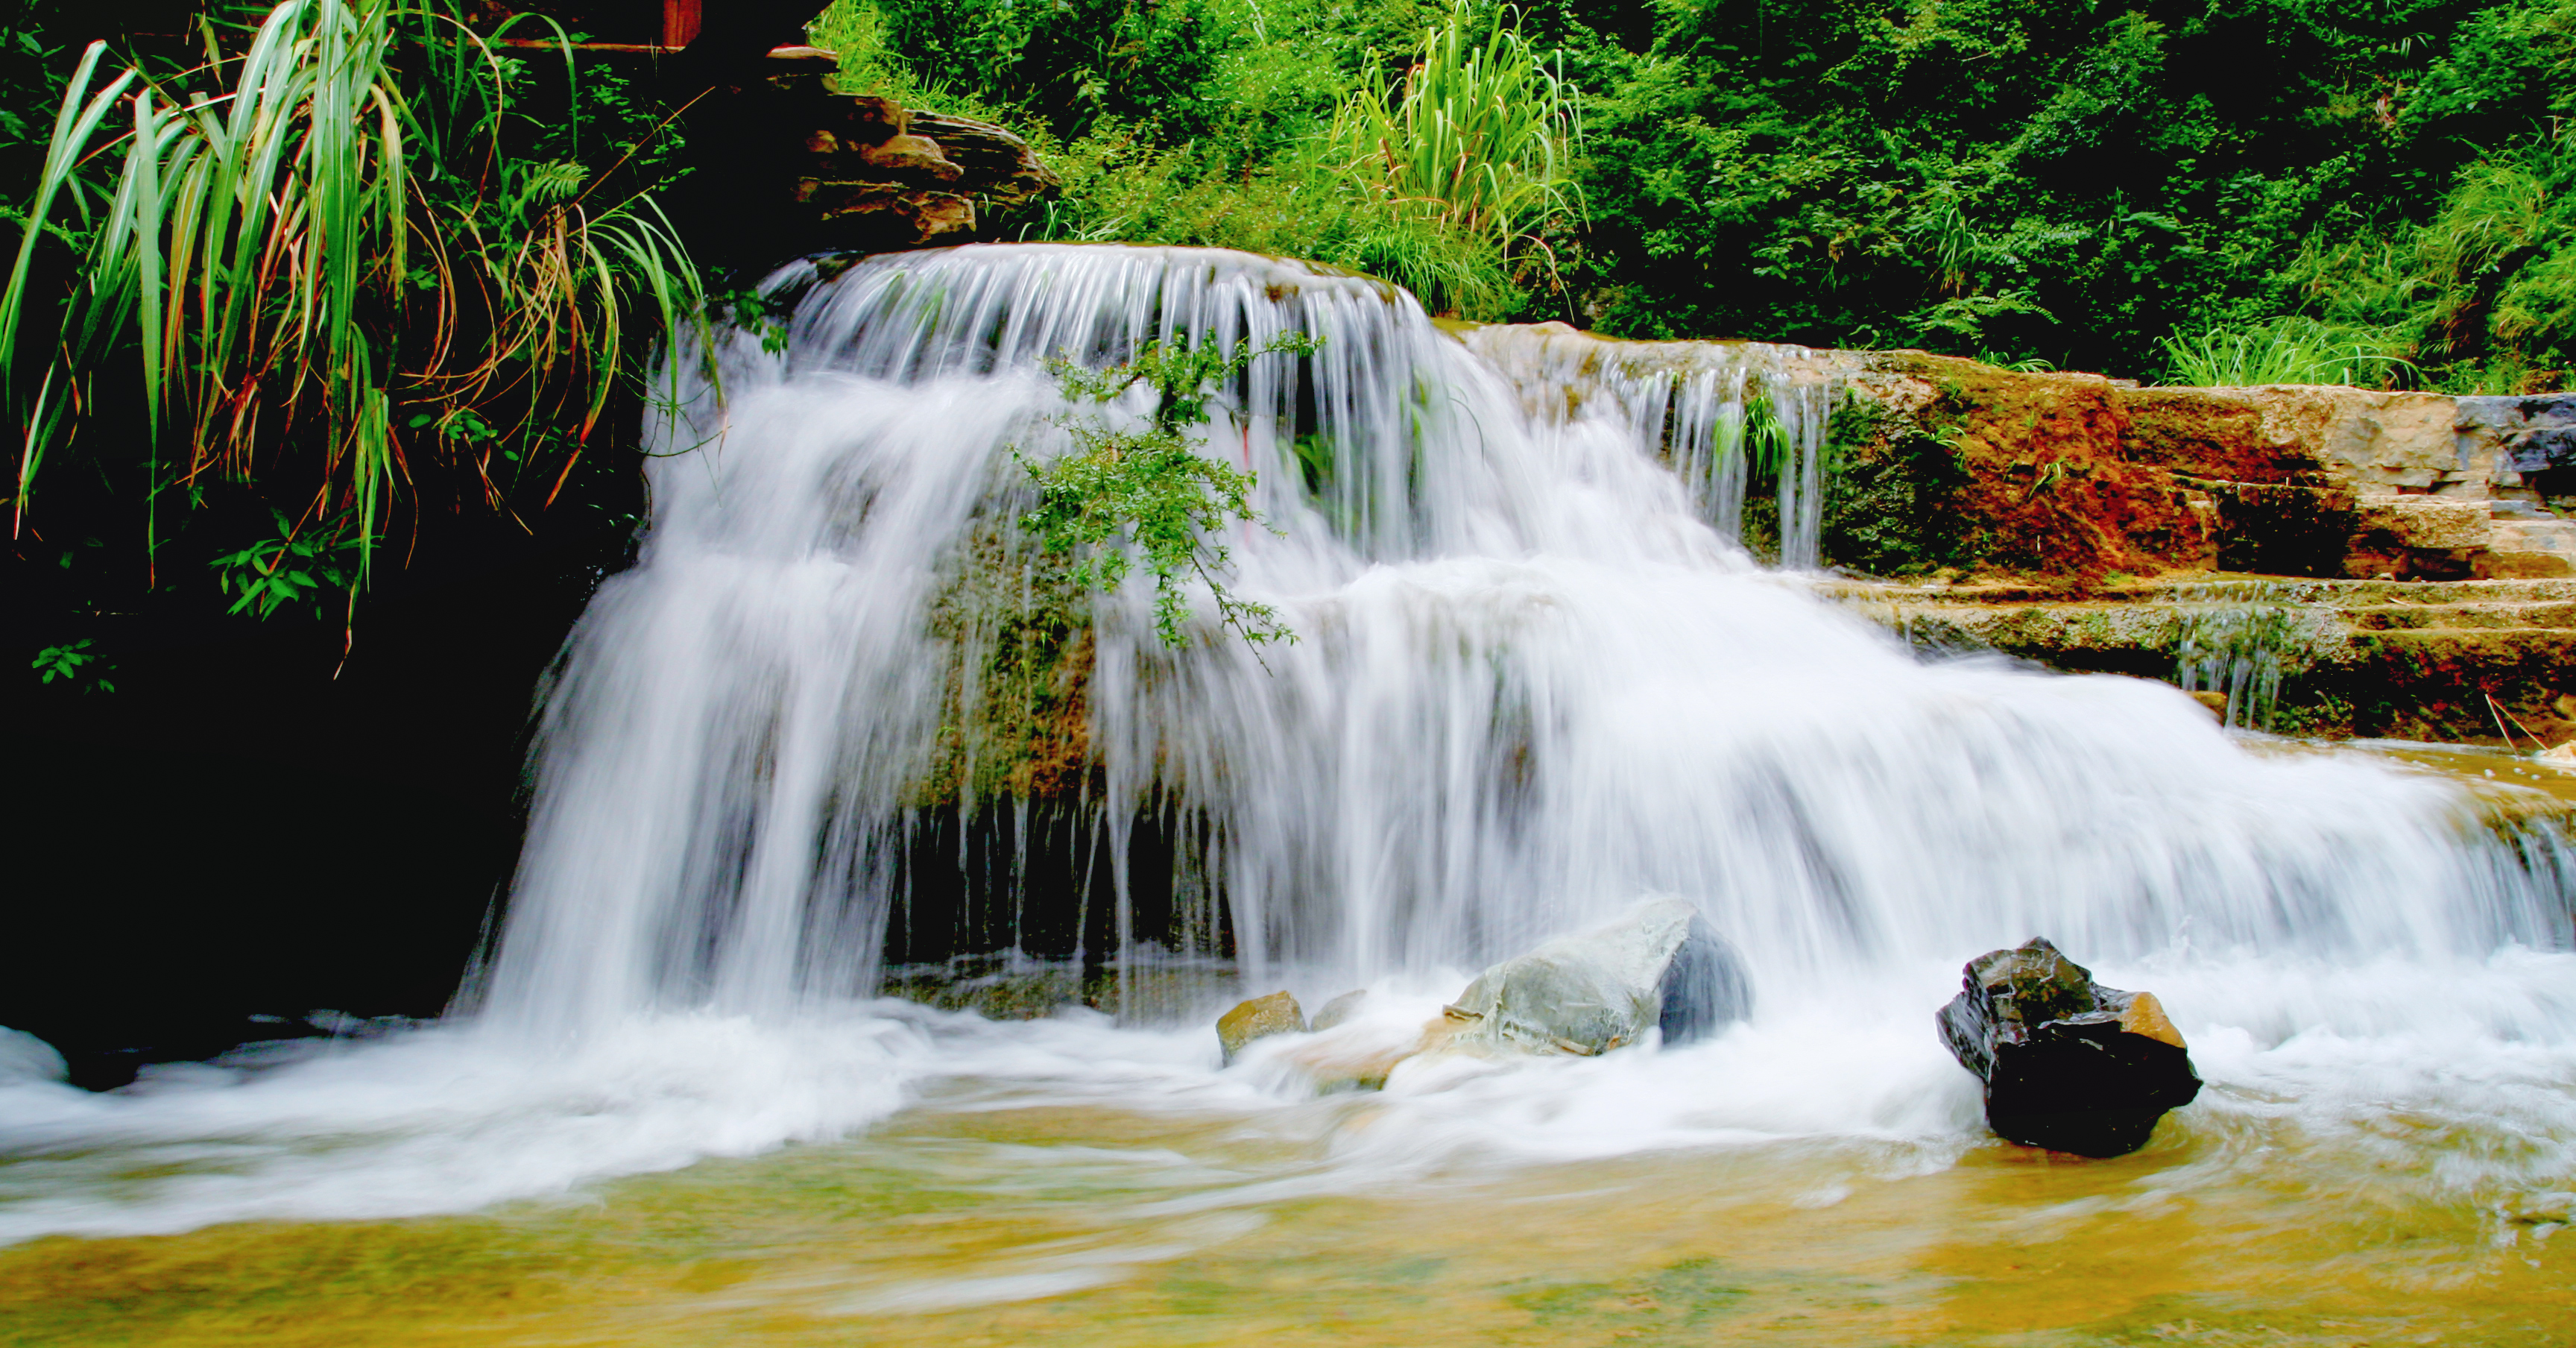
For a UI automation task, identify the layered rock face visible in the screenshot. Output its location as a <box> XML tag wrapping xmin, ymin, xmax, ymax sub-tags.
<box><xmin>1852</xmin><ymin>353</ymin><xmax>2576</xmax><ymax>583</ymax></box>
<box><xmin>1828</xmin><ymin>573</ymin><xmax>2576</xmax><ymax>742</ymax></box>
<box><xmin>783</xmin><ymin>93</ymin><xmax>1060</xmax><ymax>253</ymax></box>
<box><xmin>1936</xmin><ymin>938</ymin><xmax>2201</xmax><ymax>1157</ymax></box>
<box><xmin>665</xmin><ymin>59</ymin><xmax>1063</xmax><ymax>271</ymax></box>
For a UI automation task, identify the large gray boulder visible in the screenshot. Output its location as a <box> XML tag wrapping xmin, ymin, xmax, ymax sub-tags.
<box><xmin>1445</xmin><ymin>897</ymin><xmax>1749</xmax><ymax>1056</ymax></box>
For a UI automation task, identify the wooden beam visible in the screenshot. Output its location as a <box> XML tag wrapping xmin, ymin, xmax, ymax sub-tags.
<box><xmin>662</xmin><ymin>0</ymin><xmax>701</xmax><ymax>49</ymax></box>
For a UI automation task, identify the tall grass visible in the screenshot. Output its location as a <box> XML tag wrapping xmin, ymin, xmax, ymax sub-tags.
<box><xmin>1</xmin><ymin>0</ymin><xmax>704</xmax><ymax>595</ymax></box>
<box><xmin>1330</xmin><ymin>3</ymin><xmax>1580</xmax><ymax>259</ymax></box>
<box><xmin>1029</xmin><ymin>125</ymin><xmax>1516</xmax><ymax>318</ymax></box>
<box><xmin>2292</xmin><ymin>136</ymin><xmax>2576</xmax><ymax>394</ymax></box>
<box><xmin>2159</xmin><ymin>318</ymin><xmax>2416</xmax><ymax>388</ymax></box>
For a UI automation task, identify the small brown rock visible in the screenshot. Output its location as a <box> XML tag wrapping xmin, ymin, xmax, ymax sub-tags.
<box><xmin>1217</xmin><ymin>991</ymin><xmax>1306</xmax><ymax>1065</ymax></box>
<box><xmin>907</xmin><ymin>191</ymin><xmax>976</xmax><ymax>239</ymax></box>
<box><xmin>833</xmin><ymin>95</ymin><xmax>908</xmax><ymax>143</ymax></box>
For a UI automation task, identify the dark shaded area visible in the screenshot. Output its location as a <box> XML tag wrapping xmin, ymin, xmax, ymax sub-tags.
<box><xmin>886</xmin><ymin>801</ymin><xmax>1225</xmax><ymax>969</ymax></box>
<box><xmin>0</xmin><ymin>496</ymin><xmax>639</xmax><ymax>1090</ymax></box>
<box><xmin>2204</xmin><ymin>479</ymin><xmax>2361</xmax><ymax>578</ymax></box>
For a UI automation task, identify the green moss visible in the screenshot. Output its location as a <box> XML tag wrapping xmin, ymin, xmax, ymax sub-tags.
<box><xmin>920</xmin><ymin>520</ymin><xmax>1096</xmax><ymax>806</ymax></box>
<box><xmin>1816</xmin><ymin>393</ymin><xmax>1983</xmax><ymax>578</ymax></box>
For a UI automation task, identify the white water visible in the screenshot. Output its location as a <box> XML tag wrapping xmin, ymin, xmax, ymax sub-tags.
<box><xmin>2</xmin><ymin>244</ymin><xmax>2571</xmax><ymax>1246</ymax></box>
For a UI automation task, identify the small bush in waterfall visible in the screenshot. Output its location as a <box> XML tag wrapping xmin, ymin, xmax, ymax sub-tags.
<box><xmin>1017</xmin><ymin>333</ymin><xmax>1320</xmax><ymax>650</ymax></box>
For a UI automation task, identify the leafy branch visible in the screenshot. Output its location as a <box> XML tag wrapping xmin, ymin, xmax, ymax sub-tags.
<box><xmin>209</xmin><ymin>508</ymin><xmax>366</xmax><ymax>620</ymax></box>
<box><xmin>1017</xmin><ymin>332</ymin><xmax>1320</xmax><ymax>651</ymax></box>
<box><xmin>30</xmin><ymin>638</ymin><xmax>113</xmax><ymax>693</ymax></box>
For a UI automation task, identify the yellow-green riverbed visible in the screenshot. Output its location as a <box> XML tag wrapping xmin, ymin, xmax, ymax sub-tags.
<box><xmin>5</xmin><ymin>1079</ymin><xmax>2570</xmax><ymax>1347</ymax></box>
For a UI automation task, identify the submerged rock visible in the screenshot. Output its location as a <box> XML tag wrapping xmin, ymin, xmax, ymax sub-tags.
<box><xmin>1281</xmin><ymin>1022</ymin><xmax>1422</xmax><ymax>1092</ymax></box>
<box><xmin>1217</xmin><ymin>991</ymin><xmax>1307</xmax><ymax>1065</ymax></box>
<box><xmin>1248</xmin><ymin>900</ymin><xmax>1750</xmax><ymax>1092</ymax></box>
<box><xmin>1448</xmin><ymin>896</ymin><xmax>1749</xmax><ymax>1057</ymax></box>
<box><xmin>1936</xmin><ymin>937</ymin><xmax>2200</xmax><ymax>1157</ymax></box>
<box><xmin>1309</xmin><ymin>990</ymin><xmax>1368</xmax><ymax>1033</ymax></box>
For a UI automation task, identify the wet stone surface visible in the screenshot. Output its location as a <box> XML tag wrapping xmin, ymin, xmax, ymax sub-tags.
<box><xmin>1936</xmin><ymin>937</ymin><xmax>2203</xmax><ymax>1157</ymax></box>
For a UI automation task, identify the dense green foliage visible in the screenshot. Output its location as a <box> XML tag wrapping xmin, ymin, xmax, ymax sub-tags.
<box><xmin>1019</xmin><ymin>333</ymin><xmax>1317</xmax><ymax>648</ymax></box>
<box><xmin>12</xmin><ymin>0</ymin><xmax>2576</xmax><ymax>684</ymax></box>
<box><xmin>823</xmin><ymin>0</ymin><xmax>1573</xmax><ymax>317</ymax></box>
<box><xmin>828</xmin><ymin>0</ymin><xmax>2576</xmax><ymax>391</ymax></box>
<box><xmin>1572</xmin><ymin>0</ymin><xmax>2576</xmax><ymax>391</ymax></box>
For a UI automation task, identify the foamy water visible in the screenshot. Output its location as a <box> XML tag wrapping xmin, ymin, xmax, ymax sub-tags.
<box><xmin>2</xmin><ymin>244</ymin><xmax>2570</xmax><ymax>1249</ymax></box>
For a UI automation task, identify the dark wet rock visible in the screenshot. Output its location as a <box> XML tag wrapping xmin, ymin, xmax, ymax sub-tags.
<box><xmin>880</xmin><ymin>957</ymin><xmax>1079</xmax><ymax>1019</ymax></box>
<box><xmin>1655</xmin><ymin>913</ymin><xmax>1753</xmax><ymax>1048</ymax></box>
<box><xmin>1217</xmin><ymin>991</ymin><xmax>1307</xmax><ymax>1065</ymax></box>
<box><xmin>1450</xmin><ymin>897</ymin><xmax>1749</xmax><ymax>1056</ymax></box>
<box><xmin>1936</xmin><ymin>937</ymin><xmax>2200</xmax><ymax>1157</ymax></box>
<box><xmin>2461</xmin><ymin>393</ymin><xmax>2576</xmax><ymax>476</ymax></box>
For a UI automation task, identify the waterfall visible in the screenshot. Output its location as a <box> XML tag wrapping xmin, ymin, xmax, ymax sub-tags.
<box><xmin>476</xmin><ymin>242</ymin><xmax>2567</xmax><ymax>1035</ymax></box>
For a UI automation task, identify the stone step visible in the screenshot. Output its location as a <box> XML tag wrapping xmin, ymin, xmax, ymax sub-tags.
<box><xmin>1814</xmin><ymin>576</ymin><xmax>2576</xmax><ymax>608</ymax></box>
<box><xmin>2348</xmin><ymin>602</ymin><xmax>2576</xmax><ymax>631</ymax></box>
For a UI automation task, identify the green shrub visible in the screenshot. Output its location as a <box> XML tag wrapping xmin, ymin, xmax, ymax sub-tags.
<box><xmin>1017</xmin><ymin>333</ymin><xmax>1319</xmax><ymax>649</ymax></box>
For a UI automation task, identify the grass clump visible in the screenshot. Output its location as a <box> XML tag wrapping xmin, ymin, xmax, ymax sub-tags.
<box><xmin>1</xmin><ymin>0</ymin><xmax>705</xmax><ymax>619</ymax></box>
<box><xmin>2158</xmin><ymin>318</ymin><xmax>2416</xmax><ymax>388</ymax></box>
<box><xmin>1330</xmin><ymin>2</ymin><xmax>1581</xmax><ymax>261</ymax></box>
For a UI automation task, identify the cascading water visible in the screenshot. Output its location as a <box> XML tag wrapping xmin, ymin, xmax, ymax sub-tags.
<box><xmin>484</xmin><ymin>242</ymin><xmax>2563</xmax><ymax>1010</ymax></box>
<box><xmin>1458</xmin><ymin>321</ymin><xmax>1856</xmax><ymax>566</ymax></box>
<box><xmin>2</xmin><ymin>243</ymin><xmax>2572</xmax><ymax>1259</ymax></box>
